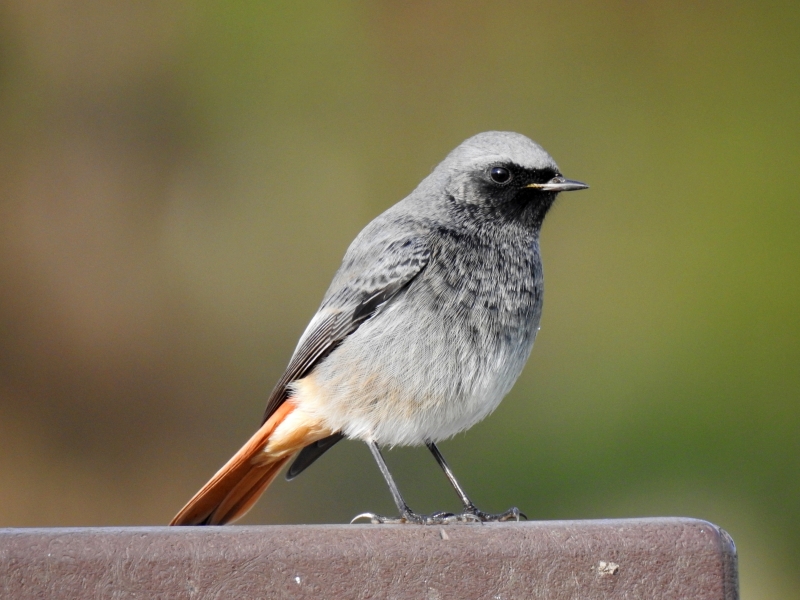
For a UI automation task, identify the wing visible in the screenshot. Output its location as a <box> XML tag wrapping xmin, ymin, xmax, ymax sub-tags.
<box><xmin>285</xmin><ymin>432</ymin><xmax>345</xmax><ymax>480</ymax></box>
<box><xmin>261</xmin><ymin>231</ymin><xmax>431</xmax><ymax>425</ymax></box>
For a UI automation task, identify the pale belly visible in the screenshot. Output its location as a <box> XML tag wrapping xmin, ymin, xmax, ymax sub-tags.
<box><xmin>291</xmin><ymin>284</ymin><xmax>541</xmax><ymax>446</ymax></box>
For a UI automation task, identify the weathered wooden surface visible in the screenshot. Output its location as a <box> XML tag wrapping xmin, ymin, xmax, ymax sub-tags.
<box><xmin>0</xmin><ymin>518</ymin><xmax>737</xmax><ymax>599</ymax></box>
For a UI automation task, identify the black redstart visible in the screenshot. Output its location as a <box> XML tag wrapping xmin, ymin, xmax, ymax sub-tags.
<box><xmin>171</xmin><ymin>131</ymin><xmax>587</xmax><ymax>526</ymax></box>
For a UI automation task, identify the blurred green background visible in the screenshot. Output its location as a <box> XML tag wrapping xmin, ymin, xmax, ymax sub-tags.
<box><xmin>0</xmin><ymin>1</ymin><xmax>798</xmax><ymax>597</ymax></box>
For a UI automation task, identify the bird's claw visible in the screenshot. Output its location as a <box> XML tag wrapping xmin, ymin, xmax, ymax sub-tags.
<box><xmin>350</xmin><ymin>507</ymin><xmax>522</xmax><ymax>524</ymax></box>
<box><xmin>350</xmin><ymin>512</ymin><xmax>385</xmax><ymax>524</ymax></box>
<box><xmin>351</xmin><ymin>510</ymin><xmax>477</xmax><ymax>525</ymax></box>
<box><xmin>464</xmin><ymin>506</ymin><xmax>527</xmax><ymax>522</ymax></box>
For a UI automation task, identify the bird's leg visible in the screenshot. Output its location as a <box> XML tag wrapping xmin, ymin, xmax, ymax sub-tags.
<box><xmin>351</xmin><ymin>441</ymin><xmax>458</xmax><ymax>524</ymax></box>
<box><xmin>426</xmin><ymin>441</ymin><xmax>526</xmax><ymax>522</ymax></box>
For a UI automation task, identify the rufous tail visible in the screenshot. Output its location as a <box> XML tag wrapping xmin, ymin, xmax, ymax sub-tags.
<box><xmin>170</xmin><ymin>401</ymin><xmax>330</xmax><ymax>525</ymax></box>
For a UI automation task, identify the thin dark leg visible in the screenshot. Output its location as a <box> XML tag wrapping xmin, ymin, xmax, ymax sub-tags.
<box><xmin>351</xmin><ymin>441</ymin><xmax>459</xmax><ymax>525</ymax></box>
<box><xmin>426</xmin><ymin>441</ymin><xmax>478</xmax><ymax>510</ymax></box>
<box><xmin>367</xmin><ymin>441</ymin><xmax>414</xmax><ymax>517</ymax></box>
<box><xmin>426</xmin><ymin>441</ymin><xmax>526</xmax><ymax>522</ymax></box>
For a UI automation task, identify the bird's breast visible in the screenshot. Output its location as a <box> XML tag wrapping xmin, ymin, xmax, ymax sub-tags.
<box><xmin>297</xmin><ymin>233</ymin><xmax>544</xmax><ymax>446</ymax></box>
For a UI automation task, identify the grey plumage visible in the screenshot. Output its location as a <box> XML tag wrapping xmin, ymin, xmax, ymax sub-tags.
<box><xmin>282</xmin><ymin>131</ymin><xmax>580</xmax><ymax>446</ymax></box>
<box><xmin>170</xmin><ymin>130</ymin><xmax>587</xmax><ymax>526</ymax></box>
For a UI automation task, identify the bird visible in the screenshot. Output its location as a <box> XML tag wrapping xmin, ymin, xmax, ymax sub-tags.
<box><xmin>170</xmin><ymin>131</ymin><xmax>588</xmax><ymax>526</ymax></box>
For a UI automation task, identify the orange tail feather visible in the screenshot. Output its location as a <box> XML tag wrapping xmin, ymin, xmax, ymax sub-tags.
<box><xmin>171</xmin><ymin>401</ymin><xmax>315</xmax><ymax>526</ymax></box>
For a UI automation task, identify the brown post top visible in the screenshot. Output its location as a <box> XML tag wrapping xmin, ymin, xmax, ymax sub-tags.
<box><xmin>0</xmin><ymin>517</ymin><xmax>737</xmax><ymax>599</ymax></box>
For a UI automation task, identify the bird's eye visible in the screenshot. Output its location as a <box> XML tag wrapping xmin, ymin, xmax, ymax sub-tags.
<box><xmin>490</xmin><ymin>166</ymin><xmax>512</xmax><ymax>184</ymax></box>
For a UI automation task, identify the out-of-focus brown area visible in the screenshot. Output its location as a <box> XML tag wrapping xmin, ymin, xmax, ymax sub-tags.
<box><xmin>0</xmin><ymin>2</ymin><xmax>798</xmax><ymax>598</ymax></box>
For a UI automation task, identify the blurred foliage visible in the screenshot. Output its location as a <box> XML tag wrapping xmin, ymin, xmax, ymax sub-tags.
<box><xmin>0</xmin><ymin>1</ymin><xmax>798</xmax><ymax>597</ymax></box>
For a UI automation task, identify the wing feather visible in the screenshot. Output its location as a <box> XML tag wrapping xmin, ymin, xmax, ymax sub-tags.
<box><xmin>261</xmin><ymin>234</ymin><xmax>430</xmax><ymax>424</ymax></box>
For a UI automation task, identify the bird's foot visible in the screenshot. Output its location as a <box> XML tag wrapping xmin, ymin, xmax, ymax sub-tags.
<box><xmin>458</xmin><ymin>505</ymin><xmax>527</xmax><ymax>522</ymax></box>
<box><xmin>350</xmin><ymin>509</ymin><xmax>482</xmax><ymax>525</ymax></box>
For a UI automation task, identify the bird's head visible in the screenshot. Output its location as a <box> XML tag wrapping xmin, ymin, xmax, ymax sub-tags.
<box><xmin>434</xmin><ymin>131</ymin><xmax>588</xmax><ymax>229</ymax></box>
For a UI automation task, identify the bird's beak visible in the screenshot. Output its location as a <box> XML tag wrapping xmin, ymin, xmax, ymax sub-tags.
<box><xmin>526</xmin><ymin>177</ymin><xmax>589</xmax><ymax>192</ymax></box>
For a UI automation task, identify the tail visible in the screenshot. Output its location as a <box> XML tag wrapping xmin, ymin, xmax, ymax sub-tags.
<box><xmin>170</xmin><ymin>401</ymin><xmax>331</xmax><ymax>526</ymax></box>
